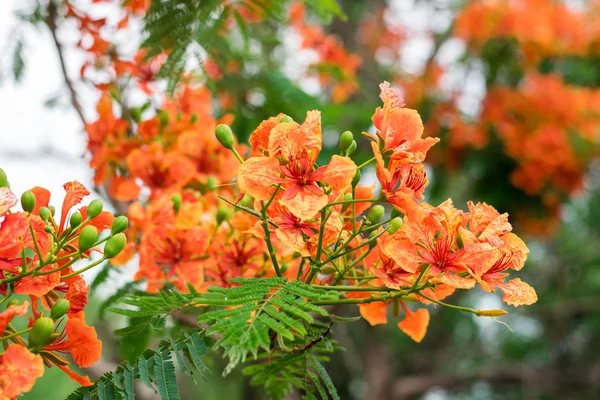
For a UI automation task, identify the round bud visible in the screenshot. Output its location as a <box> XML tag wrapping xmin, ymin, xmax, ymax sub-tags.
<box><xmin>7</xmin><ymin>299</ymin><xmax>21</xmax><ymax>307</ymax></box>
<box><xmin>70</xmin><ymin>212</ymin><xmax>83</xmax><ymax>228</ymax></box>
<box><xmin>390</xmin><ymin>207</ymin><xmax>402</xmax><ymax>219</ymax></box>
<box><xmin>351</xmin><ymin>170</ymin><xmax>361</xmax><ymax>188</ymax></box>
<box><xmin>239</xmin><ymin>194</ymin><xmax>253</xmax><ymax>208</ymax></box>
<box><xmin>158</xmin><ymin>110</ymin><xmax>170</xmax><ymax>127</ymax></box>
<box><xmin>87</xmin><ymin>199</ymin><xmax>104</xmax><ymax>219</ymax></box>
<box><xmin>339</xmin><ymin>131</ymin><xmax>354</xmax><ymax>152</ymax></box>
<box><xmin>104</xmin><ymin>233</ymin><xmax>127</xmax><ymax>259</ymax></box>
<box><xmin>78</xmin><ymin>225</ymin><xmax>99</xmax><ymax>252</ymax></box>
<box><xmin>215</xmin><ymin>124</ymin><xmax>235</xmax><ymax>150</ymax></box>
<box><xmin>343</xmin><ymin>193</ymin><xmax>353</xmax><ymax>202</ymax></box>
<box><xmin>206</xmin><ymin>176</ymin><xmax>217</xmax><ymax>192</ymax></box>
<box><xmin>21</xmin><ymin>191</ymin><xmax>36</xmax><ymax>213</ymax></box>
<box><xmin>216</xmin><ymin>206</ymin><xmax>232</xmax><ymax>226</ymax></box>
<box><xmin>367</xmin><ymin>205</ymin><xmax>385</xmax><ymax>223</ymax></box>
<box><xmin>345</xmin><ymin>140</ymin><xmax>357</xmax><ymax>156</ymax></box>
<box><xmin>111</xmin><ymin>216</ymin><xmax>129</xmax><ymax>235</ymax></box>
<box><xmin>44</xmin><ymin>226</ymin><xmax>52</xmax><ymax>234</ymax></box>
<box><xmin>368</xmin><ymin>230</ymin><xmax>379</xmax><ymax>249</ymax></box>
<box><xmin>279</xmin><ymin>115</ymin><xmax>293</xmax><ymax>123</ymax></box>
<box><xmin>29</xmin><ymin>317</ymin><xmax>55</xmax><ymax>349</ymax></box>
<box><xmin>39</xmin><ymin>207</ymin><xmax>51</xmax><ymax>222</ymax></box>
<box><xmin>0</xmin><ymin>168</ymin><xmax>9</xmax><ymax>188</ymax></box>
<box><xmin>48</xmin><ymin>206</ymin><xmax>56</xmax><ymax>216</ymax></box>
<box><xmin>50</xmin><ymin>299</ymin><xmax>70</xmax><ymax>320</ymax></box>
<box><xmin>171</xmin><ymin>193</ymin><xmax>182</xmax><ymax>213</ymax></box>
<box><xmin>386</xmin><ymin>217</ymin><xmax>403</xmax><ymax>234</ymax></box>
<box><xmin>190</xmin><ymin>113</ymin><xmax>198</xmax><ymax>124</ymax></box>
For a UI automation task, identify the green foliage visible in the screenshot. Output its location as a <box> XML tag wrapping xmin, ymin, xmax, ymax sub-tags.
<box><xmin>193</xmin><ymin>277</ymin><xmax>340</xmax><ymax>375</ymax></box>
<box><xmin>66</xmin><ymin>332</ymin><xmax>208</xmax><ymax>400</ymax></box>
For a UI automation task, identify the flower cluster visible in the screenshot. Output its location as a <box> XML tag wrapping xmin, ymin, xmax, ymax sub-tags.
<box><xmin>0</xmin><ymin>171</ymin><xmax>127</xmax><ymax>397</ymax></box>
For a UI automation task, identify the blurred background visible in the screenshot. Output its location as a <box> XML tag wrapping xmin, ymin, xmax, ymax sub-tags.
<box><xmin>1</xmin><ymin>0</ymin><xmax>600</xmax><ymax>399</ymax></box>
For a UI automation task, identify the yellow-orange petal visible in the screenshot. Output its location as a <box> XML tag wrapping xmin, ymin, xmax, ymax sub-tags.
<box><xmin>237</xmin><ymin>157</ymin><xmax>281</xmax><ymax>202</ymax></box>
<box><xmin>249</xmin><ymin>114</ymin><xmax>284</xmax><ymax>156</ymax></box>
<box><xmin>358</xmin><ymin>302</ymin><xmax>388</xmax><ymax>326</ymax></box>
<box><xmin>499</xmin><ymin>278</ymin><xmax>538</xmax><ymax>306</ymax></box>
<box><xmin>397</xmin><ymin>307</ymin><xmax>430</xmax><ymax>343</ymax></box>
<box><xmin>14</xmin><ymin>266</ymin><xmax>60</xmax><ymax>297</ymax></box>
<box><xmin>321</xmin><ymin>155</ymin><xmax>357</xmax><ymax>192</ymax></box>
<box><xmin>279</xmin><ymin>189</ymin><xmax>328</xmax><ymax>221</ymax></box>
<box><xmin>0</xmin><ymin>344</ymin><xmax>44</xmax><ymax>398</ymax></box>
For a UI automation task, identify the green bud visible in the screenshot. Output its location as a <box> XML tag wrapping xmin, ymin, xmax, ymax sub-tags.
<box><xmin>216</xmin><ymin>206</ymin><xmax>232</xmax><ymax>226</ymax></box>
<box><xmin>70</xmin><ymin>212</ymin><xmax>83</xmax><ymax>228</ymax></box>
<box><xmin>215</xmin><ymin>124</ymin><xmax>235</xmax><ymax>150</ymax></box>
<box><xmin>391</xmin><ymin>207</ymin><xmax>403</xmax><ymax>219</ymax></box>
<box><xmin>368</xmin><ymin>230</ymin><xmax>379</xmax><ymax>249</ymax></box>
<box><xmin>29</xmin><ymin>317</ymin><xmax>55</xmax><ymax>349</ymax></box>
<box><xmin>158</xmin><ymin>110</ymin><xmax>170</xmax><ymax>127</ymax></box>
<box><xmin>87</xmin><ymin>199</ymin><xmax>104</xmax><ymax>219</ymax></box>
<box><xmin>351</xmin><ymin>170</ymin><xmax>361</xmax><ymax>188</ymax></box>
<box><xmin>104</xmin><ymin>233</ymin><xmax>127</xmax><ymax>259</ymax></box>
<box><xmin>345</xmin><ymin>140</ymin><xmax>357</xmax><ymax>156</ymax></box>
<box><xmin>39</xmin><ymin>207</ymin><xmax>51</xmax><ymax>222</ymax></box>
<box><xmin>50</xmin><ymin>299</ymin><xmax>70</xmax><ymax>320</ymax></box>
<box><xmin>44</xmin><ymin>226</ymin><xmax>52</xmax><ymax>234</ymax></box>
<box><xmin>7</xmin><ymin>299</ymin><xmax>20</xmax><ymax>307</ymax></box>
<box><xmin>279</xmin><ymin>115</ymin><xmax>293</xmax><ymax>123</ymax></box>
<box><xmin>78</xmin><ymin>225</ymin><xmax>99</xmax><ymax>252</ymax></box>
<box><xmin>21</xmin><ymin>191</ymin><xmax>36</xmax><ymax>213</ymax></box>
<box><xmin>239</xmin><ymin>194</ymin><xmax>253</xmax><ymax>208</ymax></box>
<box><xmin>48</xmin><ymin>206</ymin><xmax>56</xmax><ymax>216</ymax></box>
<box><xmin>387</xmin><ymin>217</ymin><xmax>403</xmax><ymax>234</ymax></box>
<box><xmin>190</xmin><ymin>113</ymin><xmax>198</xmax><ymax>124</ymax></box>
<box><xmin>206</xmin><ymin>176</ymin><xmax>217</xmax><ymax>192</ymax></box>
<box><xmin>343</xmin><ymin>193</ymin><xmax>353</xmax><ymax>202</ymax></box>
<box><xmin>171</xmin><ymin>193</ymin><xmax>182</xmax><ymax>213</ymax></box>
<box><xmin>111</xmin><ymin>216</ymin><xmax>129</xmax><ymax>235</ymax></box>
<box><xmin>367</xmin><ymin>205</ymin><xmax>385</xmax><ymax>223</ymax></box>
<box><xmin>0</xmin><ymin>168</ymin><xmax>9</xmax><ymax>188</ymax></box>
<box><xmin>339</xmin><ymin>131</ymin><xmax>354</xmax><ymax>152</ymax></box>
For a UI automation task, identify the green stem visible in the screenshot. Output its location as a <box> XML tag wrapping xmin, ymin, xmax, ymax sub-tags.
<box><xmin>61</xmin><ymin>257</ymin><xmax>107</xmax><ymax>279</ymax></box>
<box><xmin>327</xmin><ymin>198</ymin><xmax>378</xmax><ymax>207</ymax></box>
<box><xmin>357</xmin><ymin>157</ymin><xmax>376</xmax><ymax>170</ymax></box>
<box><xmin>231</xmin><ymin>148</ymin><xmax>244</xmax><ymax>164</ymax></box>
<box><xmin>312</xmin><ymin>285</ymin><xmax>395</xmax><ymax>292</ymax></box>
<box><xmin>0</xmin><ymin>328</ymin><xmax>32</xmax><ymax>342</ymax></box>
<box><xmin>311</xmin><ymin>290</ymin><xmax>409</xmax><ymax>306</ymax></box>
<box><xmin>261</xmin><ymin>186</ymin><xmax>282</xmax><ymax>277</ymax></box>
<box><xmin>417</xmin><ymin>293</ymin><xmax>484</xmax><ymax>316</ymax></box>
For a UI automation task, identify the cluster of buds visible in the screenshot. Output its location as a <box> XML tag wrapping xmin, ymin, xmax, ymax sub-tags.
<box><xmin>0</xmin><ymin>169</ymin><xmax>127</xmax><ymax>397</ymax></box>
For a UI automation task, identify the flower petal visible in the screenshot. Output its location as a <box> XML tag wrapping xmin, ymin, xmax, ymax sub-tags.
<box><xmin>0</xmin><ymin>345</ymin><xmax>44</xmax><ymax>398</ymax></box>
<box><xmin>320</xmin><ymin>155</ymin><xmax>357</xmax><ymax>192</ymax></box>
<box><xmin>397</xmin><ymin>307</ymin><xmax>430</xmax><ymax>343</ymax></box>
<box><xmin>499</xmin><ymin>278</ymin><xmax>538</xmax><ymax>306</ymax></box>
<box><xmin>237</xmin><ymin>157</ymin><xmax>281</xmax><ymax>201</ymax></box>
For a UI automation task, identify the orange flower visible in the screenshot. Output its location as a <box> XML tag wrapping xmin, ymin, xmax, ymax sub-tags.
<box><xmin>397</xmin><ymin>304</ymin><xmax>430</xmax><ymax>343</ymax></box>
<box><xmin>0</xmin><ymin>344</ymin><xmax>44</xmax><ymax>398</ymax></box>
<box><xmin>60</xmin><ymin>181</ymin><xmax>91</xmax><ymax>231</ymax></box>
<box><xmin>238</xmin><ymin>111</ymin><xmax>357</xmax><ymax>220</ymax></box>
<box><xmin>0</xmin><ymin>301</ymin><xmax>29</xmax><ymax>336</ymax></box>
<box><xmin>45</xmin><ymin>317</ymin><xmax>102</xmax><ymax>369</ymax></box>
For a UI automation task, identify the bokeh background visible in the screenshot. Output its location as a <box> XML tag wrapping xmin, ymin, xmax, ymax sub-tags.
<box><xmin>1</xmin><ymin>0</ymin><xmax>600</xmax><ymax>399</ymax></box>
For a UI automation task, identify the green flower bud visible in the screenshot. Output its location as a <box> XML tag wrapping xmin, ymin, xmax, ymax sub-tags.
<box><xmin>87</xmin><ymin>199</ymin><xmax>104</xmax><ymax>219</ymax></box>
<box><xmin>44</xmin><ymin>226</ymin><xmax>52</xmax><ymax>234</ymax></box>
<box><xmin>367</xmin><ymin>205</ymin><xmax>385</xmax><ymax>223</ymax></box>
<box><xmin>171</xmin><ymin>193</ymin><xmax>182</xmax><ymax>213</ymax></box>
<box><xmin>158</xmin><ymin>110</ymin><xmax>170</xmax><ymax>127</ymax></box>
<box><xmin>70</xmin><ymin>212</ymin><xmax>83</xmax><ymax>228</ymax></box>
<box><xmin>391</xmin><ymin>207</ymin><xmax>403</xmax><ymax>219</ymax></box>
<box><xmin>351</xmin><ymin>170</ymin><xmax>361</xmax><ymax>188</ymax></box>
<box><xmin>190</xmin><ymin>113</ymin><xmax>198</xmax><ymax>124</ymax></box>
<box><xmin>368</xmin><ymin>230</ymin><xmax>379</xmax><ymax>249</ymax></box>
<box><xmin>39</xmin><ymin>207</ymin><xmax>51</xmax><ymax>222</ymax></box>
<box><xmin>7</xmin><ymin>299</ymin><xmax>20</xmax><ymax>307</ymax></box>
<box><xmin>239</xmin><ymin>194</ymin><xmax>253</xmax><ymax>208</ymax></box>
<box><xmin>215</xmin><ymin>124</ymin><xmax>235</xmax><ymax>150</ymax></box>
<box><xmin>206</xmin><ymin>176</ymin><xmax>217</xmax><ymax>192</ymax></box>
<box><xmin>78</xmin><ymin>225</ymin><xmax>99</xmax><ymax>252</ymax></box>
<box><xmin>279</xmin><ymin>115</ymin><xmax>294</xmax><ymax>123</ymax></box>
<box><xmin>104</xmin><ymin>233</ymin><xmax>127</xmax><ymax>259</ymax></box>
<box><xmin>50</xmin><ymin>299</ymin><xmax>70</xmax><ymax>320</ymax></box>
<box><xmin>339</xmin><ymin>131</ymin><xmax>354</xmax><ymax>152</ymax></box>
<box><xmin>21</xmin><ymin>191</ymin><xmax>36</xmax><ymax>213</ymax></box>
<box><xmin>345</xmin><ymin>140</ymin><xmax>357</xmax><ymax>156</ymax></box>
<box><xmin>48</xmin><ymin>206</ymin><xmax>56</xmax><ymax>216</ymax></box>
<box><xmin>216</xmin><ymin>206</ymin><xmax>232</xmax><ymax>226</ymax></box>
<box><xmin>29</xmin><ymin>317</ymin><xmax>55</xmax><ymax>349</ymax></box>
<box><xmin>343</xmin><ymin>193</ymin><xmax>353</xmax><ymax>202</ymax></box>
<box><xmin>0</xmin><ymin>168</ymin><xmax>9</xmax><ymax>188</ymax></box>
<box><xmin>387</xmin><ymin>217</ymin><xmax>403</xmax><ymax>234</ymax></box>
<box><xmin>111</xmin><ymin>216</ymin><xmax>129</xmax><ymax>235</ymax></box>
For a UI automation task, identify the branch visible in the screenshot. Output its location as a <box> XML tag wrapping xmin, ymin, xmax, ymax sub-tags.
<box><xmin>47</xmin><ymin>2</ymin><xmax>86</xmax><ymax>125</ymax></box>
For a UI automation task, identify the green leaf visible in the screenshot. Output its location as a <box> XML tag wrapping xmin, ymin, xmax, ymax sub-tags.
<box><xmin>154</xmin><ymin>351</ymin><xmax>181</xmax><ymax>400</ymax></box>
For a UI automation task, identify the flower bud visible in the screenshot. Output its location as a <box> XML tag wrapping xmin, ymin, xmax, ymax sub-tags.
<box><xmin>0</xmin><ymin>168</ymin><xmax>9</xmax><ymax>188</ymax></box>
<box><xmin>39</xmin><ymin>207</ymin><xmax>51</xmax><ymax>222</ymax></box>
<box><xmin>7</xmin><ymin>299</ymin><xmax>20</xmax><ymax>307</ymax></box>
<box><xmin>50</xmin><ymin>299</ymin><xmax>70</xmax><ymax>320</ymax></box>
<box><xmin>368</xmin><ymin>230</ymin><xmax>379</xmax><ymax>249</ymax></box>
<box><xmin>387</xmin><ymin>217</ymin><xmax>403</xmax><ymax>234</ymax></box>
<box><xmin>111</xmin><ymin>216</ymin><xmax>129</xmax><ymax>235</ymax></box>
<box><xmin>171</xmin><ymin>193</ymin><xmax>182</xmax><ymax>213</ymax></box>
<box><xmin>391</xmin><ymin>207</ymin><xmax>403</xmax><ymax>219</ymax></box>
<box><xmin>48</xmin><ymin>206</ymin><xmax>56</xmax><ymax>216</ymax></box>
<box><xmin>44</xmin><ymin>226</ymin><xmax>52</xmax><ymax>233</ymax></box>
<box><xmin>21</xmin><ymin>191</ymin><xmax>36</xmax><ymax>213</ymax></box>
<box><xmin>87</xmin><ymin>199</ymin><xmax>104</xmax><ymax>219</ymax></box>
<box><xmin>158</xmin><ymin>110</ymin><xmax>170</xmax><ymax>127</ymax></box>
<box><xmin>206</xmin><ymin>176</ymin><xmax>217</xmax><ymax>192</ymax></box>
<box><xmin>216</xmin><ymin>206</ymin><xmax>232</xmax><ymax>226</ymax></box>
<box><xmin>70</xmin><ymin>212</ymin><xmax>83</xmax><ymax>228</ymax></box>
<box><xmin>339</xmin><ymin>131</ymin><xmax>353</xmax><ymax>152</ymax></box>
<box><xmin>279</xmin><ymin>115</ymin><xmax>293</xmax><ymax>123</ymax></box>
<box><xmin>215</xmin><ymin>124</ymin><xmax>235</xmax><ymax>150</ymax></box>
<box><xmin>367</xmin><ymin>205</ymin><xmax>385</xmax><ymax>223</ymax></box>
<box><xmin>345</xmin><ymin>140</ymin><xmax>357</xmax><ymax>156</ymax></box>
<box><xmin>78</xmin><ymin>225</ymin><xmax>98</xmax><ymax>252</ymax></box>
<box><xmin>29</xmin><ymin>317</ymin><xmax>55</xmax><ymax>349</ymax></box>
<box><xmin>239</xmin><ymin>194</ymin><xmax>253</xmax><ymax>208</ymax></box>
<box><xmin>190</xmin><ymin>113</ymin><xmax>198</xmax><ymax>124</ymax></box>
<box><xmin>478</xmin><ymin>309</ymin><xmax>508</xmax><ymax>317</ymax></box>
<box><xmin>105</xmin><ymin>233</ymin><xmax>127</xmax><ymax>259</ymax></box>
<box><xmin>351</xmin><ymin>170</ymin><xmax>361</xmax><ymax>188</ymax></box>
